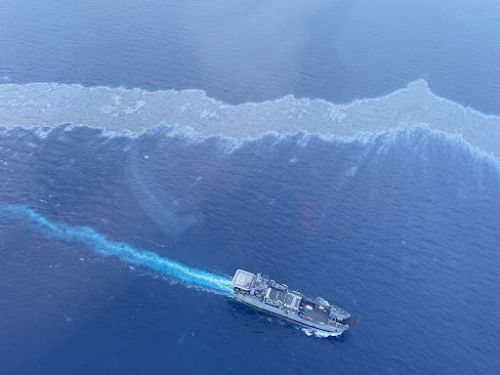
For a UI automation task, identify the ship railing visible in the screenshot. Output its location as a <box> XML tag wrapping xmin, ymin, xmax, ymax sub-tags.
<box><xmin>328</xmin><ymin>319</ymin><xmax>348</xmax><ymax>328</ymax></box>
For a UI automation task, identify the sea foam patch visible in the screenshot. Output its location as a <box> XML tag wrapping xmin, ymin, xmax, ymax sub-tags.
<box><xmin>0</xmin><ymin>80</ymin><xmax>499</xmax><ymax>160</ymax></box>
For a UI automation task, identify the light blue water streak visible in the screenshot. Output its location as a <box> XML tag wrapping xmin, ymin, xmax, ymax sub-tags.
<box><xmin>0</xmin><ymin>203</ymin><xmax>234</xmax><ymax>296</ymax></box>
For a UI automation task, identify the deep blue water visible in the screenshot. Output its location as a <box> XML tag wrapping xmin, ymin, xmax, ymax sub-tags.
<box><xmin>1</xmin><ymin>1</ymin><xmax>500</xmax><ymax>374</ymax></box>
<box><xmin>1</xmin><ymin>127</ymin><xmax>499</xmax><ymax>374</ymax></box>
<box><xmin>1</xmin><ymin>0</ymin><xmax>500</xmax><ymax>113</ymax></box>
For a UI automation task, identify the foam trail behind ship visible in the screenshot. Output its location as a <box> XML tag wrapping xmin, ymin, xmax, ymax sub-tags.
<box><xmin>0</xmin><ymin>203</ymin><xmax>234</xmax><ymax>296</ymax></box>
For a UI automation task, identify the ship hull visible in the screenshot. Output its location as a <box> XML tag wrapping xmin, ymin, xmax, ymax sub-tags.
<box><xmin>234</xmin><ymin>292</ymin><xmax>347</xmax><ymax>335</ymax></box>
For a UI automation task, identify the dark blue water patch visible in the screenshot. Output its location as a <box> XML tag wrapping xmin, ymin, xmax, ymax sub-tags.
<box><xmin>1</xmin><ymin>126</ymin><xmax>499</xmax><ymax>374</ymax></box>
<box><xmin>1</xmin><ymin>0</ymin><xmax>500</xmax><ymax>114</ymax></box>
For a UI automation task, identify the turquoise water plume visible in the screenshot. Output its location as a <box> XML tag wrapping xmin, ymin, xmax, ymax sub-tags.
<box><xmin>0</xmin><ymin>203</ymin><xmax>234</xmax><ymax>296</ymax></box>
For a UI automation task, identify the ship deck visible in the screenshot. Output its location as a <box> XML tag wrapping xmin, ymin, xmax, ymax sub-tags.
<box><xmin>301</xmin><ymin>308</ymin><xmax>329</xmax><ymax>324</ymax></box>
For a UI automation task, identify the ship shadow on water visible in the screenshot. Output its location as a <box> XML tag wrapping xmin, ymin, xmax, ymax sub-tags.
<box><xmin>227</xmin><ymin>299</ymin><xmax>352</xmax><ymax>342</ymax></box>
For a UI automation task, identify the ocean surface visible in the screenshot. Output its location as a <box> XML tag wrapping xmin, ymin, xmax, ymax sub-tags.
<box><xmin>1</xmin><ymin>1</ymin><xmax>500</xmax><ymax>374</ymax></box>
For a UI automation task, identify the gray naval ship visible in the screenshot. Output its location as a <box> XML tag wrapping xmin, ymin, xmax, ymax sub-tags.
<box><xmin>232</xmin><ymin>269</ymin><xmax>352</xmax><ymax>336</ymax></box>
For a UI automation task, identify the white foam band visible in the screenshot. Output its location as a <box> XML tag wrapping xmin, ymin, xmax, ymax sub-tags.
<box><xmin>1</xmin><ymin>80</ymin><xmax>499</xmax><ymax>161</ymax></box>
